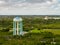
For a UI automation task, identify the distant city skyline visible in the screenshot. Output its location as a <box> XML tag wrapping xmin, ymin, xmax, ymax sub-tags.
<box><xmin>0</xmin><ymin>0</ymin><xmax>60</xmax><ymax>15</ymax></box>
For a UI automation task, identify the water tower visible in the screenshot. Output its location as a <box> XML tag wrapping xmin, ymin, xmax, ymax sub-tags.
<box><xmin>13</xmin><ymin>17</ymin><xmax>23</xmax><ymax>35</ymax></box>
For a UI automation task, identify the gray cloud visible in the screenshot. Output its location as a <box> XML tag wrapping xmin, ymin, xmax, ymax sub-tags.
<box><xmin>25</xmin><ymin>0</ymin><xmax>52</xmax><ymax>3</ymax></box>
<box><xmin>0</xmin><ymin>0</ymin><xmax>59</xmax><ymax>9</ymax></box>
<box><xmin>0</xmin><ymin>0</ymin><xmax>53</xmax><ymax>7</ymax></box>
<box><xmin>0</xmin><ymin>0</ymin><xmax>53</xmax><ymax>4</ymax></box>
<box><xmin>0</xmin><ymin>0</ymin><xmax>60</xmax><ymax>15</ymax></box>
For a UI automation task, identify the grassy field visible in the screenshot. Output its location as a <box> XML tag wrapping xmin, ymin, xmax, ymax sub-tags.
<box><xmin>30</xmin><ymin>29</ymin><xmax>60</xmax><ymax>35</ymax></box>
<box><xmin>0</xmin><ymin>29</ymin><xmax>60</xmax><ymax>35</ymax></box>
<box><xmin>0</xmin><ymin>29</ymin><xmax>60</xmax><ymax>45</ymax></box>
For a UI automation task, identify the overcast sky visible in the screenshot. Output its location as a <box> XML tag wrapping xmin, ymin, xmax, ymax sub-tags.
<box><xmin>0</xmin><ymin>0</ymin><xmax>60</xmax><ymax>15</ymax></box>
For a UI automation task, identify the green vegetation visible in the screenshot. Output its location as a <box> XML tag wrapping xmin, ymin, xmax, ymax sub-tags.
<box><xmin>0</xmin><ymin>32</ymin><xmax>60</xmax><ymax>45</ymax></box>
<box><xmin>31</xmin><ymin>29</ymin><xmax>60</xmax><ymax>35</ymax></box>
<box><xmin>0</xmin><ymin>16</ymin><xmax>60</xmax><ymax>45</ymax></box>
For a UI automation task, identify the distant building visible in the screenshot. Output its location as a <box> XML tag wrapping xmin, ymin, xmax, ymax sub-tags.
<box><xmin>44</xmin><ymin>16</ymin><xmax>60</xmax><ymax>20</ymax></box>
<box><xmin>44</xmin><ymin>16</ymin><xmax>48</xmax><ymax>20</ymax></box>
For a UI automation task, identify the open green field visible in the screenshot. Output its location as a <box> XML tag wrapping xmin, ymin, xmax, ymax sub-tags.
<box><xmin>0</xmin><ymin>29</ymin><xmax>60</xmax><ymax>35</ymax></box>
<box><xmin>30</xmin><ymin>29</ymin><xmax>60</xmax><ymax>35</ymax></box>
<box><xmin>0</xmin><ymin>29</ymin><xmax>60</xmax><ymax>45</ymax></box>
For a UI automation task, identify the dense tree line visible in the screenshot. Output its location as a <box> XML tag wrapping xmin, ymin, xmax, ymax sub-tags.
<box><xmin>0</xmin><ymin>16</ymin><xmax>60</xmax><ymax>31</ymax></box>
